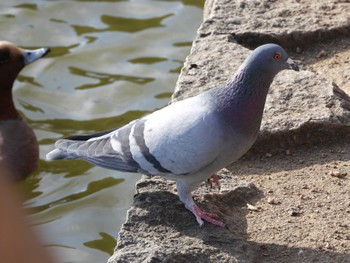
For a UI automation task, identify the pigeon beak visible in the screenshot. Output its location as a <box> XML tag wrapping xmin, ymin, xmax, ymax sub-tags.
<box><xmin>286</xmin><ymin>57</ymin><xmax>299</xmax><ymax>71</ymax></box>
<box><xmin>21</xmin><ymin>47</ymin><xmax>51</xmax><ymax>65</ymax></box>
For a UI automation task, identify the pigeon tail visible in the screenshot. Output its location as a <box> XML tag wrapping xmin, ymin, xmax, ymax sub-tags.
<box><xmin>46</xmin><ymin>148</ymin><xmax>67</xmax><ymax>160</ymax></box>
<box><xmin>46</xmin><ymin>130</ymin><xmax>115</xmax><ymax>161</ymax></box>
<box><xmin>46</xmin><ymin>140</ymin><xmax>85</xmax><ymax>160</ymax></box>
<box><xmin>46</xmin><ymin>135</ymin><xmax>140</xmax><ymax>173</ymax></box>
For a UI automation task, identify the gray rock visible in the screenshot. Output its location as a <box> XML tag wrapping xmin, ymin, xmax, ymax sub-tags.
<box><xmin>172</xmin><ymin>35</ymin><xmax>248</xmax><ymax>101</ymax></box>
<box><xmin>108</xmin><ymin>0</ymin><xmax>350</xmax><ymax>262</ymax></box>
<box><xmin>108</xmin><ymin>178</ymin><xmax>262</xmax><ymax>263</ymax></box>
<box><xmin>202</xmin><ymin>0</ymin><xmax>350</xmax><ymax>49</ymax></box>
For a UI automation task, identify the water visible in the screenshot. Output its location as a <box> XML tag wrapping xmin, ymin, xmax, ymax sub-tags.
<box><xmin>0</xmin><ymin>1</ymin><xmax>204</xmax><ymax>262</ymax></box>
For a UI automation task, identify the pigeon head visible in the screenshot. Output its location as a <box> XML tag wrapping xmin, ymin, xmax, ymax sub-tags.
<box><xmin>244</xmin><ymin>43</ymin><xmax>299</xmax><ymax>75</ymax></box>
<box><xmin>218</xmin><ymin>43</ymin><xmax>299</xmax><ymax>133</ymax></box>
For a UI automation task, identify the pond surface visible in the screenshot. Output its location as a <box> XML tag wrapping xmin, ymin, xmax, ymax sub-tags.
<box><xmin>0</xmin><ymin>1</ymin><xmax>204</xmax><ymax>262</ymax></box>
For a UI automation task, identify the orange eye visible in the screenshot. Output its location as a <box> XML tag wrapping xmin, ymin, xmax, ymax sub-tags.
<box><xmin>273</xmin><ymin>52</ymin><xmax>281</xmax><ymax>60</ymax></box>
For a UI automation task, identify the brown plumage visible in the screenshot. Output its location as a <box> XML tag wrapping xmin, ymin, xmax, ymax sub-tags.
<box><xmin>0</xmin><ymin>41</ymin><xmax>50</xmax><ymax>182</ymax></box>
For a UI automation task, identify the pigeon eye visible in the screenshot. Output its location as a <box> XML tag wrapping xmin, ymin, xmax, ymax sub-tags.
<box><xmin>273</xmin><ymin>52</ymin><xmax>281</xmax><ymax>60</ymax></box>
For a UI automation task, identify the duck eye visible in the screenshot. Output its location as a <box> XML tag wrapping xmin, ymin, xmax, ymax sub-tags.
<box><xmin>0</xmin><ymin>49</ymin><xmax>10</xmax><ymax>64</ymax></box>
<box><xmin>273</xmin><ymin>52</ymin><xmax>281</xmax><ymax>60</ymax></box>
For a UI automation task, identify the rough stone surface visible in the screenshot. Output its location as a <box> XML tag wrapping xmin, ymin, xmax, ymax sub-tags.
<box><xmin>109</xmin><ymin>0</ymin><xmax>350</xmax><ymax>262</ymax></box>
<box><xmin>108</xmin><ymin>177</ymin><xmax>261</xmax><ymax>263</ymax></box>
<box><xmin>202</xmin><ymin>0</ymin><xmax>350</xmax><ymax>49</ymax></box>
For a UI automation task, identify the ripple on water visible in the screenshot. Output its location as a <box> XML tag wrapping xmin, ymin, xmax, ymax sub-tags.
<box><xmin>3</xmin><ymin>0</ymin><xmax>205</xmax><ymax>262</ymax></box>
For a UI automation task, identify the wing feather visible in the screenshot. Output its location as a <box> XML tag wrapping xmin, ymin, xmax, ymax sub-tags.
<box><xmin>141</xmin><ymin>95</ymin><xmax>227</xmax><ymax>175</ymax></box>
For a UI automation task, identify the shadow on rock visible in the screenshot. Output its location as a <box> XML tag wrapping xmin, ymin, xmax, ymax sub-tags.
<box><xmin>112</xmin><ymin>177</ymin><xmax>350</xmax><ymax>263</ymax></box>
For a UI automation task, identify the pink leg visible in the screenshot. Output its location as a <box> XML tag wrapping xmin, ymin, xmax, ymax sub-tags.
<box><xmin>177</xmin><ymin>181</ymin><xmax>226</xmax><ymax>228</ymax></box>
<box><xmin>206</xmin><ymin>174</ymin><xmax>221</xmax><ymax>190</ymax></box>
<box><xmin>192</xmin><ymin>204</ymin><xmax>225</xmax><ymax>228</ymax></box>
<box><xmin>211</xmin><ymin>174</ymin><xmax>221</xmax><ymax>190</ymax></box>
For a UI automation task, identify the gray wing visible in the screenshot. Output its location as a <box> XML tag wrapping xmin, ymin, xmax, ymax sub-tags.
<box><xmin>47</xmin><ymin>94</ymin><xmax>227</xmax><ymax>176</ymax></box>
<box><xmin>133</xmin><ymin>96</ymin><xmax>227</xmax><ymax>175</ymax></box>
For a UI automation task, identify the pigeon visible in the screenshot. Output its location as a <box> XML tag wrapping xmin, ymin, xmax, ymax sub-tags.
<box><xmin>47</xmin><ymin>44</ymin><xmax>299</xmax><ymax>227</ymax></box>
<box><xmin>0</xmin><ymin>41</ymin><xmax>50</xmax><ymax>182</ymax></box>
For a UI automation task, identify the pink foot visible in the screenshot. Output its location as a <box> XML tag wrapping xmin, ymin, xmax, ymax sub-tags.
<box><xmin>193</xmin><ymin>204</ymin><xmax>225</xmax><ymax>228</ymax></box>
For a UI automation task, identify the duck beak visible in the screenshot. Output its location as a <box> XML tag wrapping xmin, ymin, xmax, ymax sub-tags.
<box><xmin>286</xmin><ymin>57</ymin><xmax>299</xmax><ymax>71</ymax></box>
<box><xmin>22</xmin><ymin>47</ymin><xmax>51</xmax><ymax>65</ymax></box>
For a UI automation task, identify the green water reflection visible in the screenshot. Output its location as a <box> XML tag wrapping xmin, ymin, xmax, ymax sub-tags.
<box><xmin>72</xmin><ymin>14</ymin><xmax>174</xmax><ymax>35</ymax></box>
<box><xmin>69</xmin><ymin>67</ymin><xmax>155</xmax><ymax>89</ymax></box>
<box><xmin>128</xmin><ymin>56</ymin><xmax>168</xmax><ymax>64</ymax></box>
<box><xmin>30</xmin><ymin>177</ymin><xmax>124</xmax><ymax>214</ymax></box>
<box><xmin>15</xmin><ymin>3</ymin><xmax>37</xmax><ymax>10</ymax></box>
<box><xmin>33</xmin><ymin>110</ymin><xmax>149</xmax><ymax>139</ymax></box>
<box><xmin>84</xmin><ymin>232</ymin><xmax>117</xmax><ymax>256</ymax></box>
<box><xmin>2</xmin><ymin>0</ymin><xmax>205</xmax><ymax>262</ymax></box>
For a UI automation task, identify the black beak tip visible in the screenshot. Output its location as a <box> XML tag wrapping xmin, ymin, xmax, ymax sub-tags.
<box><xmin>292</xmin><ymin>64</ymin><xmax>300</xmax><ymax>71</ymax></box>
<box><xmin>44</xmin><ymin>48</ymin><xmax>51</xmax><ymax>56</ymax></box>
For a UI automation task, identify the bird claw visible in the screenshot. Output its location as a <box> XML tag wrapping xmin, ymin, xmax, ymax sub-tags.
<box><xmin>192</xmin><ymin>204</ymin><xmax>225</xmax><ymax>228</ymax></box>
<box><xmin>206</xmin><ymin>174</ymin><xmax>221</xmax><ymax>190</ymax></box>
